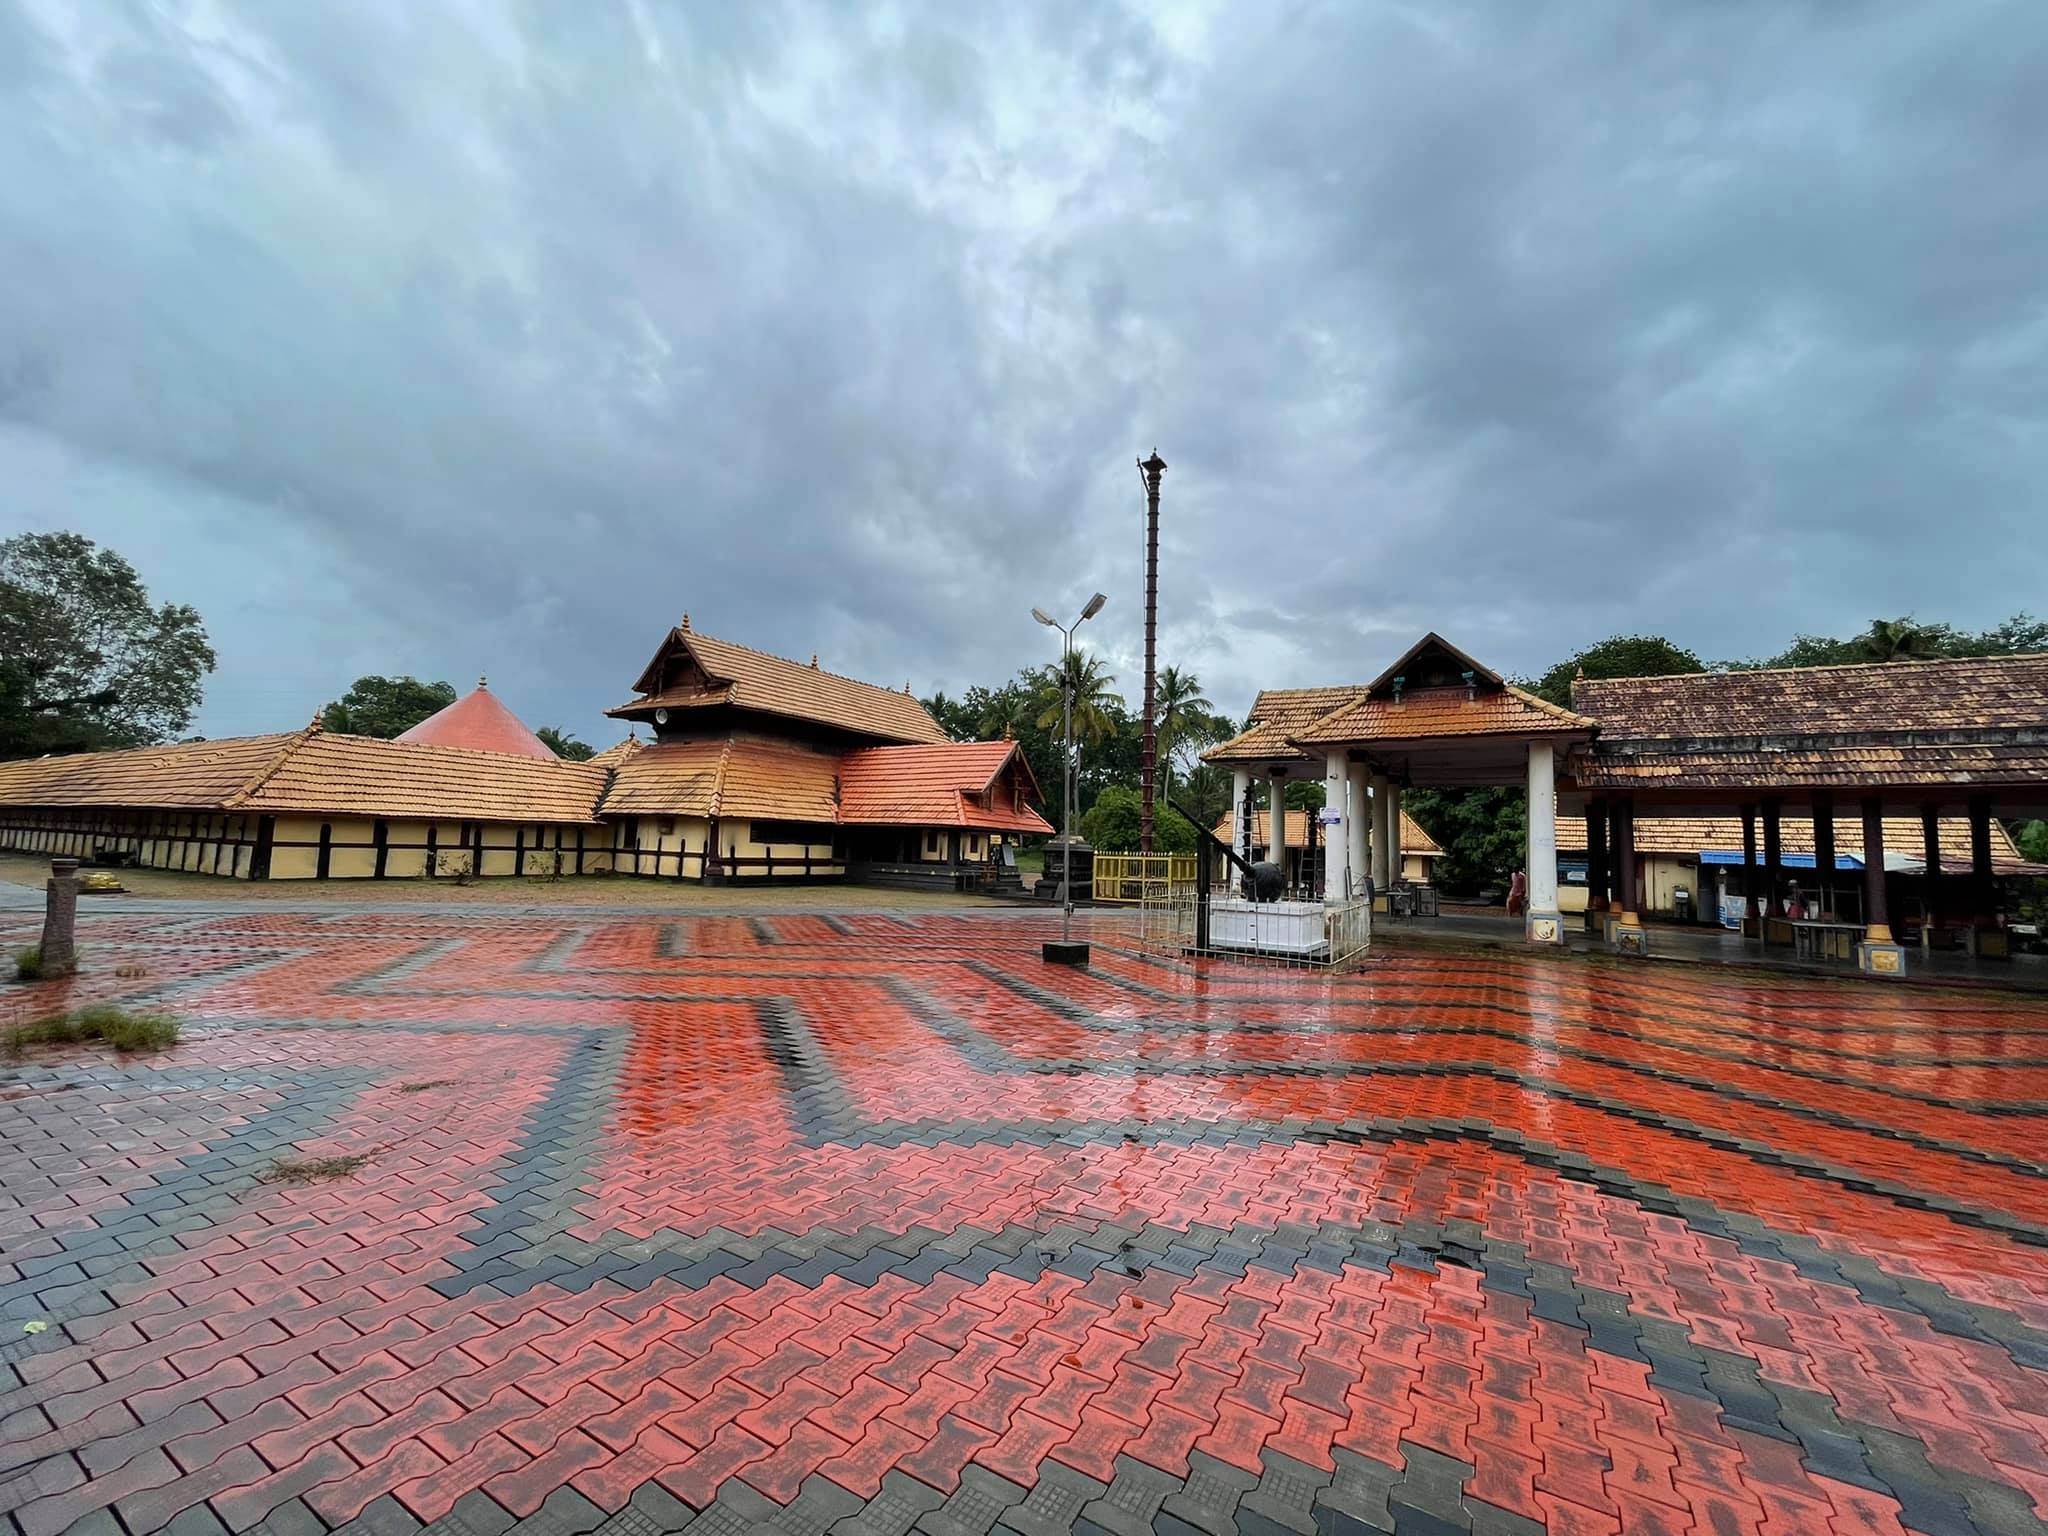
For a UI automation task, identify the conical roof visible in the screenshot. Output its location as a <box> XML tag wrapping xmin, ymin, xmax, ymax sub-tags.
<box><xmin>395</xmin><ymin>679</ymin><xmax>556</xmax><ymax>759</ymax></box>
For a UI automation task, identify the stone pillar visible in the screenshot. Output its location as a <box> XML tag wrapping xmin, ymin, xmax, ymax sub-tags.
<box><xmin>1761</xmin><ymin>798</ymin><xmax>1783</xmax><ymax>944</ymax></box>
<box><xmin>1369</xmin><ymin>774</ymin><xmax>1391</xmax><ymax>889</ymax></box>
<box><xmin>1385</xmin><ymin>782</ymin><xmax>1403</xmax><ymax>881</ymax></box>
<box><xmin>1268</xmin><ymin>774</ymin><xmax>1288</xmax><ymax>882</ymax></box>
<box><xmin>1919</xmin><ymin>804</ymin><xmax>1944</xmax><ymax>949</ymax></box>
<box><xmin>1322</xmin><ymin>753</ymin><xmax>1350</xmax><ymax>902</ymax></box>
<box><xmin>1858</xmin><ymin>797</ymin><xmax>1905</xmax><ymax>976</ymax></box>
<box><xmin>40</xmin><ymin>857</ymin><xmax>81</xmax><ymax>977</ymax></box>
<box><xmin>1346</xmin><ymin>762</ymin><xmax>1370</xmax><ymax>899</ymax></box>
<box><xmin>1812</xmin><ymin>792</ymin><xmax>1836</xmax><ymax>920</ymax></box>
<box><xmin>1525</xmin><ymin>744</ymin><xmax>1562</xmax><ymax>944</ymax></box>
<box><xmin>1585</xmin><ymin>796</ymin><xmax>1610</xmax><ymax>929</ymax></box>
<box><xmin>1231</xmin><ymin>768</ymin><xmax>1252</xmax><ymax>869</ymax></box>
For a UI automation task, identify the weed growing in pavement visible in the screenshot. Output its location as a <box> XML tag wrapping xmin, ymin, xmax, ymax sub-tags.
<box><xmin>262</xmin><ymin>1152</ymin><xmax>374</xmax><ymax>1184</ymax></box>
<box><xmin>4</xmin><ymin>1004</ymin><xmax>179</xmax><ymax>1055</ymax></box>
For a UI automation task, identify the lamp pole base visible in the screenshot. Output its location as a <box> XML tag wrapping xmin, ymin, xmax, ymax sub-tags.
<box><xmin>1042</xmin><ymin>940</ymin><xmax>1091</xmax><ymax>966</ymax></box>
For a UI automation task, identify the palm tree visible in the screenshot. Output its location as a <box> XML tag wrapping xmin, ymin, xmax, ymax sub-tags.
<box><xmin>977</xmin><ymin>686</ymin><xmax>1029</xmax><ymax>741</ymax></box>
<box><xmin>1033</xmin><ymin>651</ymin><xmax>1124</xmax><ymax>748</ymax></box>
<box><xmin>1153</xmin><ymin>665</ymin><xmax>1213</xmax><ymax>800</ymax></box>
<box><xmin>1855</xmin><ymin>617</ymin><xmax>1945</xmax><ymax>663</ymax></box>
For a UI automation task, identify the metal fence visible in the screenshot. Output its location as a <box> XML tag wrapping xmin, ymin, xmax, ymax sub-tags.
<box><xmin>1138</xmin><ymin>884</ymin><xmax>1372</xmax><ymax>971</ymax></box>
<box><xmin>1092</xmin><ymin>853</ymin><xmax>1200</xmax><ymax>905</ymax></box>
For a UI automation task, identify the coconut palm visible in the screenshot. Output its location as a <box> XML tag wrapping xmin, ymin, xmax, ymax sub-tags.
<box><xmin>1033</xmin><ymin>651</ymin><xmax>1124</xmax><ymax>749</ymax></box>
<box><xmin>977</xmin><ymin>686</ymin><xmax>1030</xmax><ymax>741</ymax></box>
<box><xmin>1855</xmin><ymin>617</ymin><xmax>1945</xmax><ymax>663</ymax></box>
<box><xmin>1153</xmin><ymin>665</ymin><xmax>1214</xmax><ymax>799</ymax></box>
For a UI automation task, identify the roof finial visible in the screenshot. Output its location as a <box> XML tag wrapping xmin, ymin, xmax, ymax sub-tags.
<box><xmin>680</xmin><ymin>611</ymin><xmax>691</xmax><ymax>633</ymax></box>
<box><xmin>905</xmin><ymin>680</ymin><xmax>912</xmax><ymax>695</ymax></box>
<box><xmin>308</xmin><ymin>708</ymin><xmax>325</xmax><ymax>733</ymax></box>
<box><xmin>811</xmin><ymin>653</ymin><xmax>819</xmax><ymax>669</ymax></box>
<box><xmin>478</xmin><ymin>673</ymin><xmax>488</xmax><ymax>690</ymax></box>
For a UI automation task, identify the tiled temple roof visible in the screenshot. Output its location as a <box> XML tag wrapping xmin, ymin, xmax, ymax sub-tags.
<box><xmin>394</xmin><ymin>683</ymin><xmax>555</xmax><ymax>759</ymax></box>
<box><xmin>612</xmin><ymin>626</ymin><xmax>948</xmax><ymax>744</ymax></box>
<box><xmin>838</xmin><ymin>741</ymin><xmax>1051</xmax><ymax>833</ymax></box>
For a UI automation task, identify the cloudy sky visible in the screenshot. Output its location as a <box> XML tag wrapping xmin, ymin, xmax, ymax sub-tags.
<box><xmin>4</xmin><ymin>2</ymin><xmax>2044</xmax><ymax>745</ymax></box>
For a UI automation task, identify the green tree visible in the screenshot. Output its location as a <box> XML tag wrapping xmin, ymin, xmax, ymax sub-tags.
<box><xmin>1033</xmin><ymin>650</ymin><xmax>1125</xmax><ymax>750</ymax></box>
<box><xmin>320</xmin><ymin>676</ymin><xmax>457</xmax><ymax>738</ymax></box>
<box><xmin>1531</xmin><ymin>635</ymin><xmax>1706</xmax><ymax>707</ymax></box>
<box><xmin>1080</xmin><ymin>784</ymin><xmax>1196</xmax><ymax>852</ymax></box>
<box><xmin>2016</xmin><ymin>821</ymin><xmax>2048</xmax><ymax>864</ymax></box>
<box><xmin>975</xmin><ymin>684</ymin><xmax>1030</xmax><ymax>742</ymax></box>
<box><xmin>1944</xmin><ymin>612</ymin><xmax>2048</xmax><ymax>657</ymax></box>
<box><xmin>0</xmin><ymin>532</ymin><xmax>216</xmax><ymax>758</ymax></box>
<box><xmin>1404</xmin><ymin>787</ymin><xmax>1528</xmax><ymax>896</ymax></box>
<box><xmin>919</xmin><ymin>690</ymin><xmax>979</xmax><ymax>742</ymax></box>
<box><xmin>1153</xmin><ymin>665</ymin><xmax>1213</xmax><ymax>798</ymax></box>
<box><xmin>536</xmin><ymin>726</ymin><xmax>595</xmax><ymax>761</ymax></box>
<box><xmin>1856</xmin><ymin>616</ymin><xmax>1949</xmax><ymax>663</ymax></box>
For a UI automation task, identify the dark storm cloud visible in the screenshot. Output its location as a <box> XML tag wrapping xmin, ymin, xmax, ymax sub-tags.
<box><xmin>2</xmin><ymin>1</ymin><xmax>2043</xmax><ymax>741</ymax></box>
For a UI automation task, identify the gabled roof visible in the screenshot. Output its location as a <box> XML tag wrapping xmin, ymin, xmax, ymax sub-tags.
<box><xmin>0</xmin><ymin>733</ymin><xmax>303</xmax><ymax>810</ymax></box>
<box><xmin>611</xmin><ymin>626</ymin><xmax>947</xmax><ymax>745</ymax></box>
<box><xmin>1573</xmin><ymin>653</ymin><xmax>2048</xmax><ymax>741</ymax></box>
<box><xmin>601</xmin><ymin>738</ymin><xmax>840</xmax><ymax>822</ymax></box>
<box><xmin>0</xmin><ymin>729</ymin><xmax>609</xmax><ymax>824</ymax></box>
<box><xmin>1290</xmin><ymin>684</ymin><xmax>1593</xmax><ymax>747</ymax></box>
<box><xmin>1202</xmin><ymin>687</ymin><xmax>1370</xmax><ymax>765</ymax></box>
<box><xmin>238</xmin><ymin>734</ymin><xmax>608</xmax><ymax>824</ymax></box>
<box><xmin>1364</xmin><ymin>633</ymin><xmax>1503</xmax><ymax>696</ymax></box>
<box><xmin>838</xmin><ymin>741</ymin><xmax>1052</xmax><ymax>833</ymax></box>
<box><xmin>587</xmin><ymin>736</ymin><xmax>646</xmax><ymax>769</ymax></box>
<box><xmin>598</xmin><ymin>734</ymin><xmax>1051</xmax><ymax>832</ymax></box>
<box><xmin>395</xmin><ymin>682</ymin><xmax>555</xmax><ymax>759</ymax></box>
<box><xmin>1212</xmin><ymin>808</ymin><xmax>1442</xmax><ymax>857</ymax></box>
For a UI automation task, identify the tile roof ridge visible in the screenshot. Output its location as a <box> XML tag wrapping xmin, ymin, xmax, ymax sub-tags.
<box><xmin>1578</xmin><ymin>652</ymin><xmax>2048</xmax><ymax>686</ymax></box>
<box><xmin>689</xmin><ymin>629</ymin><xmax>917</xmax><ymax>696</ymax></box>
<box><xmin>1502</xmin><ymin>682</ymin><xmax>1599</xmax><ymax>729</ymax></box>
<box><xmin>708</xmin><ymin>735</ymin><xmax>735</xmax><ymax>818</ymax></box>
<box><xmin>223</xmin><ymin>727</ymin><xmax>319</xmax><ymax>810</ymax></box>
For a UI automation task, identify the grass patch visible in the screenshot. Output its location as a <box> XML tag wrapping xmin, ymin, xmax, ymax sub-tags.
<box><xmin>396</xmin><ymin>1078</ymin><xmax>456</xmax><ymax>1094</ymax></box>
<box><xmin>5</xmin><ymin>1004</ymin><xmax>179</xmax><ymax>1055</ymax></box>
<box><xmin>13</xmin><ymin>946</ymin><xmax>42</xmax><ymax>981</ymax></box>
<box><xmin>263</xmin><ymin>1152</ymin><xmax>374</xmax><ymax>1184</ymax></box>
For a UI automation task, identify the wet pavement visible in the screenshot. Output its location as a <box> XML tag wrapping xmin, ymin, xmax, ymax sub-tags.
<box><xmin>2</xmin><ymin>905</ymin><xmax>2046</xmax><ymax>1535</ymax></box>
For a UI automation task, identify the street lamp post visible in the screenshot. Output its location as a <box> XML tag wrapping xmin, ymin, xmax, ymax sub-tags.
<box><xmin>1032</xmin><ymin>593</ymin><xmax>1107</xmax><ymax>961</ymax></box>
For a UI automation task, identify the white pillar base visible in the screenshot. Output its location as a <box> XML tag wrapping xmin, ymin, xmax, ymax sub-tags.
<box><xmin>1525</xmin><ymin>911</ymin><xmax>1565</xmax><ymax>945</ymax></box>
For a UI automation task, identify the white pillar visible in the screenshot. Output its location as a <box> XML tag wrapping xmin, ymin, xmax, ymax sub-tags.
<box><xmin>1346</xmin><ymin>762</ymin><xmax>1370</xmax><ymax>899</ymax></box>
<box><xmin>1323</xmin><ymin>752</ymin><xmax>1349</xmax><ymax>903</ymax></box>
<box><xmin>1385</xmin><ymin>782</ymin><xmax>1403</xmax><ymax>882</ymax></box>
<box><xmin>1369</xmin><ymin>774</ymin><xmax>1391</xmax><ymax>888</ymax></box>
<box><xmin>1231</xmin><ymin>768</ymin><xmax>1252</xmax><ymax>869</ymax></box>
<box><xmin>1526</xmin><ymin>742</ymin><xmax>1563</xmax><ymax>943</ymax></box>
<box><xmin>1267</xmin><ymin>775</ymin><xmax>1287</xmax><ymax>878</ymax></box>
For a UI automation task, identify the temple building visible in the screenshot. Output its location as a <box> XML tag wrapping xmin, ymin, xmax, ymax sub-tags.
<box><xmin>0</xmin><ymin>616</ymin><xmax>1051</xmax><ymax>887</ymax></box>
<box><xmin>1208</xmin><ymin>634</ymin><xmax>2048</xmax><ymax>974</ymax></box>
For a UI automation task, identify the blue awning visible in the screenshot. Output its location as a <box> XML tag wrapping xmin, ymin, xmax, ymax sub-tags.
<box><xmin>1697</xmin><ymin>850</ymin><xmax>1862</xmax><ymax>870</ymax></box>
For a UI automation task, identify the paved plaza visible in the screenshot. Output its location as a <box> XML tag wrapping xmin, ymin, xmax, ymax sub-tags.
<box><xmin>2</xmin><ymin>905</ymin><xmax>2046</xmax><ymax>1536</ymax></box>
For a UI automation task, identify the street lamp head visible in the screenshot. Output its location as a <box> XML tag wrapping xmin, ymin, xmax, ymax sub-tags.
<box><xmin>1080</xmin><ymin>592</ymin><xmax>1108</xmax><ymax>622</ymax></box>
<box><xmin>1030</xmin><ymin>608</ymin><xmax>1056</xmax><ymax>628</ymax></box>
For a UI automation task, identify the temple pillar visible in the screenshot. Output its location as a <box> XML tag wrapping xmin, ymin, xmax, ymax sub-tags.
<box><xmin>1812</xmin><ymin>792</ymin><xmax>1837</xmax><ymax>920</ymax></box>
<box><xmin>1323</xmin><ymin>752</ymin><xmax>1350</xmax><ymax>903</ymax></box>
<box><xmin>1740</xmin><ymin>804</ymin><xmax>1758</xmax><ymax>938</ymax></box>
<box><xmin>1613</xmin><ymin>797</ymin><xmax>1646</xmax><ymax>954</ymax></box>
<box><xmin>1346</xmin><ymin>762</ymin><xmax>1371</xmax><ymax>899</ymax></box>
<box><xmin>1369</xmin><ymin>774</ymin><xmax>1391</xmax><ymax>890</ymax></box>
<box><xmin>1585</xmin><ymin>796</ymin><xmax>1610</xmax><ymax>932</ymax></box>
<box><xmin>1231</xmin><ymin>768</ymin><xmax>1252</xmax><ymax>870</ymax></box>
<box><xmin>1268</xmin><ymin>774</ymin><xmax>1287</xmax><ymax>882</ymax></box>
<box><xmin>1968</xmin><ymin>794</ymin><xmax>2004</xmax><ymax>959</ymax></box>
<box><xmin>1385</xmin><ymin>782</ymin><xmax>1403</xmax><ymax>882</ymax></box>
<box><xmin>1857</xmin><ymin>797</ymin><xmax>1905</xmax><ymax>976</ymax></box>
<box><xmin>1920</xmin><ymin>804</ymin><xmax>1942</xmax><ymax>950</ymax></box>
<box><xmin>1524</xmin><ymin>744</ymin><xmax>1562</xmax><ymax>944</ymax></box>
<box><xmin>1761</xmin><ymin>797</ymin><xmax>1783</xmax><ymax>944</ymax></box>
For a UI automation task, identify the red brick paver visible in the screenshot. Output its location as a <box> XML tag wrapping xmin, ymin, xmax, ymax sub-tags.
<box><xmin>2</xmin><ymin>905</ymin><xmax>2046</xmax><ymax>1533</ymax></box>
